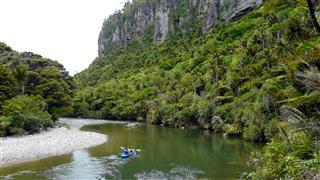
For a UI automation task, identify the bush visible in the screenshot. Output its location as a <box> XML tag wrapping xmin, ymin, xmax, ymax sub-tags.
<box><xmin>0</xmin><ymin>95</ymin><xmax>53</xmax><ymax>136</ymax></box>
<box><xmin>251</xmin><ymin>138</ymin><xmax>320</xmax><ymax>179</ymax></box>
<box><xmin>8</xmin><ymin>127</ymin><xmax>26</xmax><ymax>136</ymax></box>
<box><xmin>0</xmin><ymin>116</ymin><xmax>11</xmax><ymax>136</ymax></box>
<box><xmin>224</xmin><ymin>124</ymin><xmax>242</xmax><ymax>136</ymax></box>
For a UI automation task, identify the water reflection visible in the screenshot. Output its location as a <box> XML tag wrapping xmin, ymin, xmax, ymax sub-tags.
<box><xmin>1</xmin><ymin>154</ymin><xmax>72</xmax><ymax>180</ymax></box>
<box><xmin>84</xmin><ymin>124</ymin><xmax>259</xmax><ymax>179</ymax></box>
<box><xmin>1</xmin><ymin>123</ymin><xmax>260</xmax><ymax>179</ymax></box>
<box><xmin>135</xmin><ymin>164</ymin><xmax>204</xmax><ymax>180</ymax></box>
<box><xmin>44</xmin><ymin>150</ymin><xmax>128</xmax><ymax>179</ymax></box>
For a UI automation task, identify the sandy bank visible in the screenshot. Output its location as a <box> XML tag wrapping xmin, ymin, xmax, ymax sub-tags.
<box><xmin>58</xmin><ymin>118</ymin><xmax>126</xmax><ymax>130</ymax></box>
<box><xmin>0</xmin><ymin>119</ymin><xmax>109</xmax><ymax>167</ymax></box>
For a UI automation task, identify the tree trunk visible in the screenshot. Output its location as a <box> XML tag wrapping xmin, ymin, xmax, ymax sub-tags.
<box><xmin>22</xmin><ymin>83</ymin><xmax>25</xmax><ymax>94</ymax></box>
<box><xmin>307</xmin><ymin>0</ymin><xmax>320</xmax><ymax>33</ymax></box>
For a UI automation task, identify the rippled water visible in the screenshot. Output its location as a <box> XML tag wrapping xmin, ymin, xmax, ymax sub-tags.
<box><xmin>1</xmin><ymin>122</ymin><xmax>260</xmax><ymax>179</ymax></box>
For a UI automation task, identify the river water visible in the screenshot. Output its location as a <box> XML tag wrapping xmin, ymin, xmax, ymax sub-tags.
<box><xmin>1</xmin><ymin>122</ymin><xmax>260</xmax><ymax>179</ymax></box>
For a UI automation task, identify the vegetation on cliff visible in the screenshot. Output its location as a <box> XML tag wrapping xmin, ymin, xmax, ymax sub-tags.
<box><xmin>0</xmin><ymin>43</ymin><xmax>74</xmax><ymax>136</ymax></box>
<box><xmin>75</xmin><ymin>0</ymin><xmax>320</xmax><ymax>178</ymax></box>
<box><xmin>76</xmin><ymin>0</ymin><xmax>318</xmax><ymax>139</ymax></box>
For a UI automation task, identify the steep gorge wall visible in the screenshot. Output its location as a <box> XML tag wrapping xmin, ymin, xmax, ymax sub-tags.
<box><xmin>98</xmin><ymin>0</ymin><xmax>263</xmax><ymax>56</ymax></box>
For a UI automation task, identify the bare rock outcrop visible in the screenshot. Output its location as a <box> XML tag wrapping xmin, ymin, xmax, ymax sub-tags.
<box><xmin>98</xmin><ymin>0</ymin><xmax>263</xmax><ymax>56</ymax></box>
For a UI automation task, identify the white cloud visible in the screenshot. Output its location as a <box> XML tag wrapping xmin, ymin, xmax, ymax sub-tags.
<box><xmin>0</xmin><ymin>0</ymin><xmax>127</xmax><ymax>75</ymax></box>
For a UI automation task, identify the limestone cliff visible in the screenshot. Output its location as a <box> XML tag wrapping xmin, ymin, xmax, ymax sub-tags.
<box><xmin>98</xmin><ymin>0</ymin><xmax>263</xmax><ymax>56</ymax></box>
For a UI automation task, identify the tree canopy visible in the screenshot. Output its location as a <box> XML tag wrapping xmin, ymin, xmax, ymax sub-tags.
<box><xmin>74</xmin><ymin>0</ymin><xmax>320</xmax><ymax>178</ymax></box>
<box><xmin>0</xmin><ymin>42</ymin><xmax>74</xmax><ymax>136</ymax></box>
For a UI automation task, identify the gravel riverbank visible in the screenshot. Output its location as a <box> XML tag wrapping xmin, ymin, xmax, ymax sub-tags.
<box><xmin>0</xmin><ymin>119</ymin><xmax>110</xmax><ymax>167</ymax></box>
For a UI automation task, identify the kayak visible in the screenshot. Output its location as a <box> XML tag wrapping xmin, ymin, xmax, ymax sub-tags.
<box><xmin>120</xmin><ymin>150</ymin><xmax>136</xmax><ymax>159</ymax></box>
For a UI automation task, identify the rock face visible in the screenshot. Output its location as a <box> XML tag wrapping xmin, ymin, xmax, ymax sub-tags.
<box><xmin>98</xmin><ymin>0</ymin><xmax>263</xmax><ymax>56</ymax></box>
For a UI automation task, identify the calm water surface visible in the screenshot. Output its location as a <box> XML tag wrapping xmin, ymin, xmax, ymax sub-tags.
<box><xmin>1</xmin><ymin>122</ymin><xmax>260</xmax><ymax>179</ymax></box>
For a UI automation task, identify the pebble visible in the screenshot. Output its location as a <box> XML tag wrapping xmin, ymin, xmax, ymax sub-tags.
<box><xmin>0</xmin><ymin>120</ymin><xmax>108</xmax><ymax>167</ymax></box>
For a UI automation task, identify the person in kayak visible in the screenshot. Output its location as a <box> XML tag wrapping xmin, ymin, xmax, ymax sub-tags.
<box><xmin>123</xmin><ymin>148</ymin><xmax>133</xmax><ymax>154</ymax></box>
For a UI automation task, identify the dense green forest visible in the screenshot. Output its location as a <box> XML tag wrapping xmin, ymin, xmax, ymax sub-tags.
<box><xmin>74</xmin><ymin>0</ymin><xmax>320</xmax><ymax>178</ymax></box>
<box><xmin>0</xmin><ymin>43</ymin><xmax>74</xmax><ymax>136</ymax></box>
<box><xmin>0</xmin><ymin>0</ymin><xmax>319</xmax><ymax>178</ymax></box>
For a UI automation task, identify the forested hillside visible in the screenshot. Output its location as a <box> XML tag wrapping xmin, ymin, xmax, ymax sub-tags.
<box><xmin>74</xmin><ymin>0</ymin><xmax>320</xmax><ymax>178</ymax></box>
<box><xmin>0</xmin><ymin>43</ymin><xmax>74</xmax><ymax>136</ymax></box>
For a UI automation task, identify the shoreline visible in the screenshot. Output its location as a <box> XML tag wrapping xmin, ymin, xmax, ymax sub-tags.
<box><xmin>0</xmin><ymin>118</ymin><xmax>113</xmax><ymax>167</ymax></box>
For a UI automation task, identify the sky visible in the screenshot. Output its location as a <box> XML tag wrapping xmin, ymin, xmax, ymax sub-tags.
<box><xmin>0</xmin><ymin>0</ymin><xmax>128</xmax><ymax>75</ymax></box>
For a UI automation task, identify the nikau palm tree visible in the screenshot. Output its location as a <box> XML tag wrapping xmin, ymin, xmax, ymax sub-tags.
<box><xmin>14</xmin><ymin>64</ymin><xmax>28</xmax><ymax>94</ymax></box>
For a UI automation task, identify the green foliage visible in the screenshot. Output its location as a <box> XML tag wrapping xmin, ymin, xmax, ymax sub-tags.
<box><xmin>248</xmin><ymin>66</ymin><xmax>320</xmax><ymax>178</ymax></box>
<box><xmin>0</xmin><ymin>43</ymin><xmax>74</xmax><ymax>136</ymax></box>
<box><xmin>13</xmin><ymin>64</ymin><xmax>28</xmax><ymax>94</ymax></box>
<box><xmin>75</xmin><ymin>0</ymin><xmax>320</xmax><ymax>177</ymax></box>
<box><xmin>75</xmin><ymin>0</ymin><xmax>319</xmax><ymax>136</ymax></box>
<box><xmin>74</xmin><ymin>0</ymin><xmax>320</xmax><ymax>179</ymax></box>
<box><xmin>0</xmin><ymin>44</ymin><xmax>74</xmax><ymax>121</ymax></box>
<box><xmin>0</xmin><ymin>95</ymin><xmax>53</xmax><ymax>136</ymax></box>
<box><xmin>249</xmin><ymin>138</ymin><xmax>320</xmax><ymax>179</ymax></box>
<box><xmin>0</xmin><ymin>65</ymin><xmax>16</xmax><ymax>106</ymax></box>
<box><xmin>224</xmin><ymin>124</ymin><xmax>242</xmax><ymax>136</ymax></box>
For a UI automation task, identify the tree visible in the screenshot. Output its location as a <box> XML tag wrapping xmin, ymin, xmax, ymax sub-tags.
<box><xmin>13</xmin><ymin>64</ymin><xmax>28</xmax><ymax>94</ymax></box>
<box><xmin>0</xmin><ymin>65</ymin><xmax>16</xmax><ymax>106</ymax></box>
<box><xmin>0</xmin><ymin>43</ymin><xmax>74</xmax><ymax>136</ymax></box>
<box><xmin>0</xmin><ymin>95</ymin><xmax>53</xmax><ymax>136</ymax></box>
<box><xmin>307</xmin><ymin>0</ymin><xmax>320</xmax><ymax>33</ymax></box>
<box><xmin>36</xmin><ymin>66</ymin><xmax>74</xmax><ymax>120</ymax></box>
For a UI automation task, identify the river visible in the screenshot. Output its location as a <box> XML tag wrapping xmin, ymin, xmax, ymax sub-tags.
<box><xmin>1</xmin><ymin>121</ymin><xmax>260</xmax><ymax>179</ymax></box>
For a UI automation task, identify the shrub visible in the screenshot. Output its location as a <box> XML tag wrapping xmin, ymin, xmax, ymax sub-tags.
<box><xmin>251</xmin><ymin>138</ymin><xmax>318</xmax><ymax>179</ymax></box>
<box><xmin>0</xmin><ymin>95</ymin><xmax>53</xmax><ymax>136</ymax></box>
<box><xmin>0</xmin><ymin>116</ymin><xmax>11</xmax><ymax>136</ymax></box>
<box><xmin>224</xmin><ymin>124</ymin><xmax>242</xmax><ymax>136</ymax></box>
